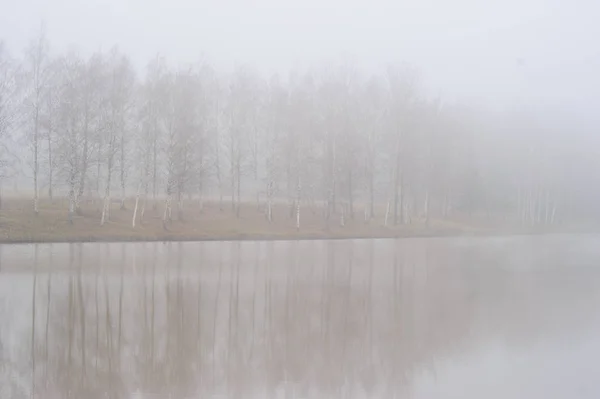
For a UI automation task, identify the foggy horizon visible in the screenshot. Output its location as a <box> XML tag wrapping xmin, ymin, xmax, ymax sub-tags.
<box><xmin>2</xmin><ymin>0</ymin><xmax>599</xmax><ymax>112</ymax></box>
<box><xmin>3</xmin><ymin>3</ymin><xmax>600</xmax><ymax>397</ymax></box>
<box><xmin>1</xmin><ymin>1</ymin><xmax>600</xmax><ymax>229</ymax></box>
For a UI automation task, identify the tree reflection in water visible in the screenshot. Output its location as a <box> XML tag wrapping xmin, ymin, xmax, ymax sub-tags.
<box><xmin>1</xmin><ymin>237</ymin><xmax>600</xmax><ymax>398</ymax></box>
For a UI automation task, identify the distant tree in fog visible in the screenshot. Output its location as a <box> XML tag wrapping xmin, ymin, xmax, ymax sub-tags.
<box><xmin>0</xmin><ymin>42</ymin><xmax>19</xmax><ymax>188</ymax></box>
<box><xmin>101</xmin><ymin>48</ymin><xmax>135</xmax><ymax>226</ymax></box>
<box><xmin>22</xmin><ymin>26</ymin><xmax>51</xmax><ymax>214</ymax></box>
<box><xmin>3</xmin><ymin>31</ymin><xmax>600</xmax><ymax>228</ymax></box>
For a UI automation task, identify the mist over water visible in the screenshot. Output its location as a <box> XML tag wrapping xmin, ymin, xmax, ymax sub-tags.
<box><xmin>1</xmin><ymin>237</ymin><xmax>600</xmax><ymax>398</ymax></box>
<box><xmin>2</xmin><ymin>2</ymin><xmax>600</xmax><ymax>397</ymax></box>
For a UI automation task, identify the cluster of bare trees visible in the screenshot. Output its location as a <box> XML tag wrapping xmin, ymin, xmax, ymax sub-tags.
<box><xmin>1</xmin><ymin>30</ymin><xmax>599</xmax><ymax>229</ymax></box>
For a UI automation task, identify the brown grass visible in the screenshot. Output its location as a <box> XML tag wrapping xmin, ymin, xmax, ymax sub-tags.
<box><xmin>0</xmin><ymin>197</ymin><xmax>539</xmax><ymax>243</ymax></box>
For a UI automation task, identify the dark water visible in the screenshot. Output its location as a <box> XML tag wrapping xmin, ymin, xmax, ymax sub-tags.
<box><xmin>1</xmin><ymin>236</ymin><xmax>599</xmax><ymax>398</ymax></box>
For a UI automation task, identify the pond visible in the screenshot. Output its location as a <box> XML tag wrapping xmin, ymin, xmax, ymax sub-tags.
<box><xmin>1</xmin><ymin>236</ymin><xmax>599</xmax><ymax>398</ymax></box>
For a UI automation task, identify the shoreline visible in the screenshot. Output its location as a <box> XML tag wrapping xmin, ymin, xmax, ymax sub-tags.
<box><xmin>0</xmin><ymin>229</ymin><xmax>594</xmax><ymax>245</ymax></box>
<box><xmin>0</xmin><ymin>198</ymin><xmax>596</xmax><ymax>245</ymax></box>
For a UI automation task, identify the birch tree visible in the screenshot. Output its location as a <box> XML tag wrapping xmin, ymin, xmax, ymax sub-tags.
<box><xmin>101</xmin><ymin>49</ymin><xmax>135</xmax><ymax>225</ymax></box>
<box><xmin>0</xmin><ymin>43</ymin><xmax>20</xmax><ymax>198</ymax></box>
<box><xmin>386</xmin><ymin>65</ymin><xmax>418</xmax><ymax>225</ymax></box>
<box><xmin>141</xmin><ymin>56</ymin><xmax>169</xmax><ymax>210</ymax></box>
<box><xmin>55</xmin><ymin>52</ymin><xmax>84</xmax><ymax>222</ymax></box>
<box><xmin>23</xmin><ymin>27</ymin><xmax>51</xmax><ymax>214</ymax></box>
<box><xmin>75</xmin><ymin>52</ymin><xmax>105</xmax><ymax>212</ymax></box>
<box><xmin>40</xmin><ymin>59</ymin><xmax>62</xmax><ymax>201</ymax></box>
<box><xmin>360</xmin><ymin>76</ymin><xmax>387</xmax><ymax>221</ymax></box>
<box><xmin>225</xmin><ymin>66</ymin><xmax>258</xmax><ymax>218</ymax></box>
<box><xmin>263</xmin><ymin>75</ymin><xmax>287</xmax><ymax>222</ymax></box>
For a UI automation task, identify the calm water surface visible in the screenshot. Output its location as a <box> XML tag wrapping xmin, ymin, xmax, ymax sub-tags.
<box><xmin>1</xmin><ymin>236</ymin><xmax>599</xmax><ymax>398</ymax></box>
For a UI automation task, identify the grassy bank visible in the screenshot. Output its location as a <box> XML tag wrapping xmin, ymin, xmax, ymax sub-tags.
<box><xmin>0</xmin><ymin>197</ymin><xmax>574</xmax><ymax>244</ymax></box>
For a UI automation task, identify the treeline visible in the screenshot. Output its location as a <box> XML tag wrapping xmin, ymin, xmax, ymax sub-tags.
<box><xmin>0</xmin><ymin>30</ymin><xmax>598</xmax><ymax>229</ymax></box>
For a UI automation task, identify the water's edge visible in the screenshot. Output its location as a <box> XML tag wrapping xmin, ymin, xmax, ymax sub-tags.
<box><xmin>0</xmin><ymin>229</ymin><xmax>596</xmax><ymax>245</ymax></box>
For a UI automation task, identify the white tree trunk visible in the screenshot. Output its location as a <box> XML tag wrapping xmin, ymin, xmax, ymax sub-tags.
<box><xmin>178</xmin><ymin>194</ymin><xmax>184</xmax><ymax>220</ymax></box>
<box><xmin>100</xmin><ymin>195</ymin><xmax>110</xmax><ymax>226</ymax></box>
<box><xmin>120</xmin><ymin>187</ymin><xmax>126</xmax><ymax>210</ymax></box>
<box><xmin>101</xmin><ymin>167</ymin><xmax>112</xmax><ymax>226</ymax></box>
<box><xmin>33</xmin><ymin>190</ymin><xmax>39</xmax><ymax>215</ymax></box>
<box><xmin>140</xmin><ymin>195</ymin><xmax>147</xmax><ymax>225</ymax></box>
<box><xmin>424</xmin><ymin>190</ymin><xmax>430</xmax><ymax>225</ymax></box>
<box><xmin>267</xmin><ymin>181</ymin><xmax>273</xmax><ymax>223</ymax></box>
<box><xmin>132</xmin><ymin>183</ymin><xmax>142</xmax><ymax>228</ymax></box>
<box><xmin>544</xmin><ymin>190</ymin><xmax>550</xmax><ymax>225</ymax></box>
<box><xmin>68</xmin><ymin>187</ymin><xmax>75</xmax><ymax>224</ymax></box>
<box><xmin>529</xmin><ymin>189</ymin><xmax>535</xmax><ymax>226</ymax></box>
<box><xmin>163</xmin><ymin>195</ymin><xmax>172</xmax><ymax>227</ymax></box>
<box><xmin>551</xmin><ymin>201</ymin><xmax>557</xmax><ymax>225</ymax></box>
<box><xmin>384</xmin><ymin>199</ymin><xmax>390</xmax><ymax>226</ymax></box>
<box><xmin>296</xmin><ymin>177</ymin><xmax>301</xmax><ymax>230</ymax></box>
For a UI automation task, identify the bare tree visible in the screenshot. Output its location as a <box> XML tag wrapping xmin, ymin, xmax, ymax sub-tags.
<box><xmin>75</xmin><ymin>52</ymin><xmax>105</xmax><ymax>213</ymax></box>
<box><xmin>54</xmin><ymin>52</ymin><xmax>84</xmax><ymax>223</ymax></box>
<box><xmin>0</xmin><ymin>43</ymin><xmax>20</xmax><ymax>198</ymax></box>
<box><xmin>2</xmin><ymin>30</ymin><xmax>600</xmax><ymax>229</ymax></box>
<box><xmin>225</xmin><ymin>66</ymin><xmax>259</xmax><ymax>218</ymax></box>
<box><xmin>98</xmin><ymin>49</ymin><xmax>135</xmax><ymax>225</ymax></box>
<box><xmin>263</xmin><ymin>75</ymin><xmax>287</xmax><ymax>222</ymax></box>
<box><xmin>23</xmin><ymin>26</ymin><xmax>51</xmax><ymax>214</ymax></box>
<box><xmin>387</xmin><ymin>65</ymin><xmax>418</xmax><ymax>225</ymax></box>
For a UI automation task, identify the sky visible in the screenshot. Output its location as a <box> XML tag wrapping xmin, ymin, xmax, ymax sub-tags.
<box><xmin>1</xmin><ymin>0</ymin><xmax>599</xmax><ymax>120</ymax></box>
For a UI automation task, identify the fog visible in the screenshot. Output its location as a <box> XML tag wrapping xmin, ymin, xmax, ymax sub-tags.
<box><xmin>3</xmin><ymin>0</ymin><xmax>599</xmax><ymax>106</ymax></box>
<box><xmin>2</xmin><ymin>3</ymin><xmax>600</xmax><ymax>396</ymax></box>
<box><xmin>1</xmin><ymin>0</ymin><xmax>600</xmax><ymax>227</ymax></box>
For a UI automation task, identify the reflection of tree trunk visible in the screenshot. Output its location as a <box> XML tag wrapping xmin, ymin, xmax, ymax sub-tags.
<box><xmin>31</xmin><ymin>245</ymin><xmax>38</xmax><ymax>398</ymax></box>
<box><xmin>117</xmin><ymin>244</ymin><xmax>125</xmax><ymax>370</ymax></box>
<box><xmin>322</xmin><ymin>242</ymin><xmax>334</xmax><ymax>343</ymax></box>
<box><xmin>165</xmin><ymin>244</ymin><xmax>171</xmax><ymax>376</ymax></box>
<box><xmin>103</xmin><ymin>263</ymin><xmax>114</xmax><ymax>394</ymax></box>
<box><xmin>150</xmin><ymin>244</ymin><xmax>156</xmax><ymax>370</ymax></box>
<box><xmin>367</xmin><ymin>240</ymin><xmax>374</xmax><ymax>365</ymax></box>
<box><xmin>212</xmin><ymin>250</ymin><xmax>223</xmax><ymax>387</ymax></box>
<box><xmin>95</xmin><ymin>250</ymin><xmax>99</xmax><ymax>373</ymax></box>
<box><xmin>196</xmin><ymin>245</ymin><xmax>204</xmax><ymax>356</ymax></box>
<box><xmin>176</xmin><ymin>242</ymin><xmax>184</xmax><ymax>384</ymax></box>
<box><xmin>67</xmin><ymin>249</ymin><xmax>74</xmax><ymax>370</ymax></box>
<box><xmin>196</xmin><ymin>273</ymin><xmax>202</xmax><ymax>347</ymax></box>
<box><xmin>44</xmin><ymin>248</ymin><xmax>52</xmax><ymax>383</ymax></box>
<box><xmin>263</xmin><ymin>242</ymin><xmax>273</xmax><ymax>392</ymax></box>
<box><xmin>342</xmin><ymin>243</ymin><xmax>353</xmax><ymax>377</ymax></box>
<box><xmin>234</xmin><ymin>243</ymin><xmax>241</xmax><ymax>348</ymax></box>
<box><xmin>76</xmin><ymin>247</ymin><xmax>86</xmax><ymax>383</ymax></box>
<box><xmin>226</xmin><ymin>246</ymin><xmax>234</xmax><ymax>389</ymax></box>
<box><xmin>392</xmin><ymin>244</ymin><xmax>403</xmax><ymax>398</ymax></box>
<box><xmin>284</xmin><ymin>242</ymin><xmax>291</xmax><ymax>399</ymax></box>
<box><xmin>249</xmin><ymin>245</ymin><xmax>259</xmax><ymax>361</ymax></box>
